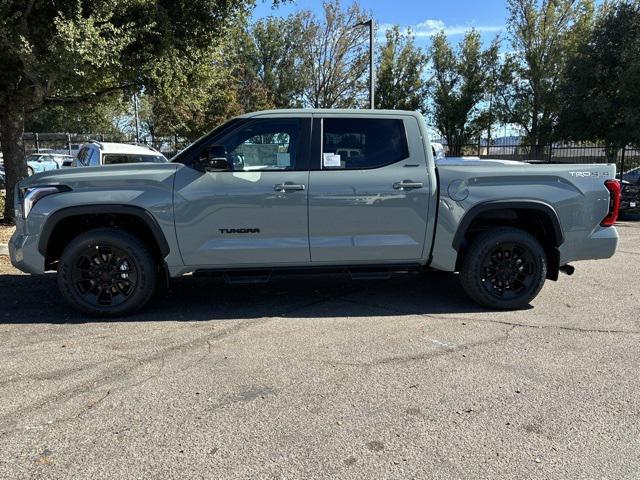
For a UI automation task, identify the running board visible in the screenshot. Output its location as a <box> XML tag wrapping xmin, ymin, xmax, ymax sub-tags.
<box><xmin>194</xmin><ymin>263</ymin><xmax>424</xmax><ymax>284</ymax></box>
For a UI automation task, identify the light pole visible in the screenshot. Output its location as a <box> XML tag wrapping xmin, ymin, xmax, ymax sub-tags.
<box><xmin>354</xmin><ymin>19</ymin><xmax>375</xmax><ymax>109</ymax></box>
<box><xmin>133</xmin><ymin>92</ymin><xmax>140</xmax><ymax>144</ymax></box>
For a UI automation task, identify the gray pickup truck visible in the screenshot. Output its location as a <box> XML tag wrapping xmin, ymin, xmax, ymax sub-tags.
<box><xmin>9</xmin><ymin>110</ymin><xmax>621</xmax><ymax>316</ymax></box>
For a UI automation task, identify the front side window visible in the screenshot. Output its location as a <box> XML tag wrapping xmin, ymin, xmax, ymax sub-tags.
<box><xmin>219</xmin><ymin>119</ymin><xmax>300</xmax><ymax>171</ymax></box>
<box><xmin>322</xmin><ymin>118</ymin><xmax>409</xmax><ymax>170</ymax></box>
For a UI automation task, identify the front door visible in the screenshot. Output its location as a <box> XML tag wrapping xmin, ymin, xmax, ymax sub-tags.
<box><xmin>308</xmin><ymin>115</ymin><xmax>431</xmax><ymax>263</ymax></box>
<box><xmin>174</xmin><ymin>117</ymin><xmax>311</xmax><ymax>267</ymax></box>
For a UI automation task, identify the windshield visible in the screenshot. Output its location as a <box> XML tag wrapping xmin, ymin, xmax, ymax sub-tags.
<box><xmin>102</xmin><ymin>154</ymin><xmax>167</xmax><ymax>165</ymax></box>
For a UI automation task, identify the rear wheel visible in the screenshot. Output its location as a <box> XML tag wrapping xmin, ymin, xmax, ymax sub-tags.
<box><xmin>460</xmin><ymin>227</ymin><xmax>547</xmax><ymax>309</ymax></box>
<box><xmin>57</xmin><ymin>228</ymin><xmax>157</xmax><ymax>317</ymax></box>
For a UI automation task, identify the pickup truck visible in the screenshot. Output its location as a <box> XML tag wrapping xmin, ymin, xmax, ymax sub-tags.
<box><xmin>9</xmin><ymin>109</ymin><xmax>621</xmax><ymax>317</ymax></box>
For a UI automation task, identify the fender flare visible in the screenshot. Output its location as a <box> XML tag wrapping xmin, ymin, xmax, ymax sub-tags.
<box><xmin>451</xmin><ymin>200</ymin><xmax>564</xmax><ymax>250</ymax></box>
<box><xmin>38</xmin><ymin>204</ymin><xmax>170</xmax><ymax>257</ymax></box>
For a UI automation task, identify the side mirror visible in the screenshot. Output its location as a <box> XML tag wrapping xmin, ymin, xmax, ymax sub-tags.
<box><xmin>195</xmin><ymin>145</ymin><xmax>231</xmax><ymax>172</ymax></box>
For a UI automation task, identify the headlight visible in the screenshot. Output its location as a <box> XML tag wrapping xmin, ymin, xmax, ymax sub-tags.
<box><xmin>22</xmin><ymin>186</ymin><xmax>70</xmax><ymax>218</ymax></box>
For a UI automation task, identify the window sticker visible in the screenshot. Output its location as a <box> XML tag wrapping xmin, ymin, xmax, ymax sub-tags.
<box><xmin>276</xmin><ymin>153</ymin><xmax>291</xmax><ymax>167</ymax></box>
<box><xmin>323</xmin><ymin>152</ymin><xmax>341</xmax><ymax>167</ymax></box>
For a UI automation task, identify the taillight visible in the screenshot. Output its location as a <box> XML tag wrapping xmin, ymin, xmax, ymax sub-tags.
<box><xmin>601</xmin><ymin>179</ymin><xmax>621</xmax><ymax>227</ymax></box>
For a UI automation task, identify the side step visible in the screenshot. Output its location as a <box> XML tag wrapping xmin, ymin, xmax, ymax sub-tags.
<box><xmin>223</xmin><ymin>270</ymin><xmax>272</xmax><ymax>284</ymax></box>
<box><xmin>194</xmin><ymin>263</ymin><xmax>424</xmax><ymax>284</ymax></box>
<box><xmin>348</xmin><ymin>267</ymin><xmax>394</xmax><ymax>280</ymax></box>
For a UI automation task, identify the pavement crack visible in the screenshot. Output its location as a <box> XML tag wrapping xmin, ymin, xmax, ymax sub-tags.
<box><xmin>314</xmin><ymin>324</ymin><xmax>515</xmax><ymax>368</ymax></box>
<box><xmin>336</xmin><ymin>296</ymin><xmax>640</xmax><ymax>335</ymax></box>
<box><xmin>617</xmin><ymin>249</ymin><xmax>640</xmax><ymax>256</ymax></box>
<box><xmin>468</xmin><ymin>317</ymin><xmax>640</xmax><ymax>335</ymax></box>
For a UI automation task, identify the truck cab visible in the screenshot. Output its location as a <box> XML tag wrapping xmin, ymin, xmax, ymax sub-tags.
<box><xmin>171</xmin><ymin>110</ymin><xmax>435</xmax><ymax>267</ymax></box>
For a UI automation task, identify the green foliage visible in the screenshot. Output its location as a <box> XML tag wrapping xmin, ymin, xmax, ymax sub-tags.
<box><xmin>0</xmin><ymin>0</ymin><xmax>283</xmax><ymax>221</ymax></box>
<box><xmin>558</xmin><ymin>1</ymin><xmax>640</xmax><ymax>149</ymax></box>
<box><xmin>428</xmin><ymin>30</ymin><xmax>499</xmax><ymax>155</ymax></box>
<box><xmin>236</xmin><ymin>15</ymin><xmax>309</xmax><ymax>109</ymax></box>
<box><xmin>375</xmin><ymin>26</ymin><xmax>428</xmax><ymax>111</ymax></box>
<box><xmin>142</xmin><ymin>43</ymin><xmax>245</xmax><ymax>140</ymax></box>
<box><xmin>25</xmin><ymin>98</ymin><xmax>129</xmax><ymax>134</ymax></box>
<box><xmin>494</xmin><ymin>0</ymin><xmax>594</xmax><ymax>149</ymax></box>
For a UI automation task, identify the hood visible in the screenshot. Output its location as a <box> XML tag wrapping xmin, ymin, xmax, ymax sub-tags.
<box><xmin>19</xmin><ymin>162</ymin><xmax>181</xmax><ymax>190</ymax></box>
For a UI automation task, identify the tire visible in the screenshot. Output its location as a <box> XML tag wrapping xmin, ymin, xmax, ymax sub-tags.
<box><xmin>57</xmin><ymin>228</ymin><xmax>157</xmax><ymax>317</ymax></box>
<box><xmin>27</xmin><ymin>166</ymin><xmax>34</xmax><ymax>176</ymax></box>
<box><xmin>459</xmin><ymin>227</ymin><xmax>547</xmax><ymax>310</ymax></box>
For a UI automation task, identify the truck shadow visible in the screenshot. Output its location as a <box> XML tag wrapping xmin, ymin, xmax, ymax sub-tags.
<box><xmin>0</xmin><ymin>271</ymin><xmax>499</xmax><ymax>324</ymax></box>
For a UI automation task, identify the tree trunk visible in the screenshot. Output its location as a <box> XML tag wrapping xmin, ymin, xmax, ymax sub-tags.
<box><xmin>0</xmin><ymin>106</ymin><xmax>27</xmax><ymax>224</ymax></box>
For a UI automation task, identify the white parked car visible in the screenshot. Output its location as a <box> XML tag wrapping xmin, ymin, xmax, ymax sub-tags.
<box><xmin>74</xmin><ymin>142</ymin><xmax>167</xmax><ymax>167</ymax></box>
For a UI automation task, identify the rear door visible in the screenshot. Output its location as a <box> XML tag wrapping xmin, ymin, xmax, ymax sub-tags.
<box><xmin>308</xmin><ymin>114</ymin><xmax>431</xmax><ymax>263</ymax></box>
<box><xmin>174</xmin><ymin>116</ymin><xmax>312</xmax><ymax>267</ymax></box>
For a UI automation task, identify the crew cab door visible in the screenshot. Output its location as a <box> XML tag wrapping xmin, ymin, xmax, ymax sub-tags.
<box><xmin>308</xmin><ymin>115</ymin><xmax>431</xmax><ymax>263</ymax></box>
<box><xmin>173</xmin><ymin>117</ymin><xmax>311</xmax><ymax>266</ymax></box>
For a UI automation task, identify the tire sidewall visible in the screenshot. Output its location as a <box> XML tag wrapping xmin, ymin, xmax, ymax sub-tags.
<box><xmin>58</xmin><ymin>229</ymin><xmax>156</xmax><ymax>317</ymax></box>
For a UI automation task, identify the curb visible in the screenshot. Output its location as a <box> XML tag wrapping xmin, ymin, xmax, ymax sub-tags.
<box><xmin>0</xmin><ymin>244</ymin><xmax>8</xmax><ymax>256</ymax></box>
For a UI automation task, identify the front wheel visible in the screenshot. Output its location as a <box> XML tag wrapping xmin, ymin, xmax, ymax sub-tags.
<box><xmin>57</xmin><ymin>228</ymin><xmax>157</xmax><ymax>317</ymax></box>
<box><xmin>459</xmin><ymin>227</ymin><xmax>547</xmax><ymax>310</ymax></box>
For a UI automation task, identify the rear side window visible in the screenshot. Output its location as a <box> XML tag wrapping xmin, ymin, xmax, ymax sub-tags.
<box><xmin>322</xmin><ymin>118</ymin><xmax>409</xmax><ymax>170</ymax></box>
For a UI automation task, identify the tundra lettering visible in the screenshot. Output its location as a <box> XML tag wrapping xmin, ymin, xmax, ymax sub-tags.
<box><xmin>219</xmin><ymin>228</ymin><xmax>261</xmax><ymax>234</ymax></box>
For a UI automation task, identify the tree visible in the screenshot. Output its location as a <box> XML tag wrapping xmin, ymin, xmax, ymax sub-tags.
<box><xmin>25</xmin><ymin>97</ymin><xmax>129</xmax><ymax>135</ymax></box>
<box><xmin>142</xmin><ymin>43</ymin><xmax>246</xmax><ymax>141</ymax></box>
<box><xmin>494</xmin><ymin>0</ymin><xmax>594</xmax><ymax>156</ymax></box>
<box><xmin>558</xmin><ymin>1</ymin><xmax>640</xmax><ymax>157</ymax></box>
<box><xmin>429</xmin><ymin>30</ymin><xmax>499</xmax><ymax>156</ymax></box>
<box><xmin>0</xmin><ymin>0</ymin><xmax>284</xmax><ymax>222</ymax></box>
<box><xmin>299</xmin><ymin>0</ymin><xmax>370</xmax><ymax>108</ymax></box>
<box><xmin>375</xmin><ymin>26</ymin><xmax>428</xmax><ymax>111</ymax></box>
<box><xmin>236</xmin><ymin>15</ymin><xmax>309</xmax><ymax>109</ymax></box>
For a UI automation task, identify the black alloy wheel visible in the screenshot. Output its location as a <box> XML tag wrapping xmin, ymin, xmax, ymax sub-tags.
<box><xmin>71</xmin><ymin>245</ymin><xmax>138</xmax><ymax>307</ymax></box>
<box><xmin>480</xmin><ymin>241</ymin><xmax>537</xmax><ymax>300</ymax></box>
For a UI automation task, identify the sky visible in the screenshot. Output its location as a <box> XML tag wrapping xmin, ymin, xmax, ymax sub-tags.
<box><xmin>253</xmin><ymin>0</ymin><xmax>508</xmax><ymax>46</ymax></box>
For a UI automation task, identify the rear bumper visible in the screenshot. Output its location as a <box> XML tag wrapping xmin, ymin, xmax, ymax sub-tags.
<box><xmin>560</xmin><ymin>226</ymin><xmax>618</xmax><ymax>264</ymax></box>
<box><xmin>9</xmin><ymin>232</ymin><xmax>45</xmax><ymax>275</ymax></box>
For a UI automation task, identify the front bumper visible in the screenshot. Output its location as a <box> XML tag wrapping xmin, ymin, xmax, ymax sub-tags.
<box><xmin>9</xmin><ymin>232</ymin><xmax>45</xmax><ymax>275</ymax></box>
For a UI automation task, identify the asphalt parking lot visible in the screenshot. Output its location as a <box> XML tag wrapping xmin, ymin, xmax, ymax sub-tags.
<box><xmin>0</xmin><ymin>223</ymin><xmax>639</xmax><ymax>479</ymax></box>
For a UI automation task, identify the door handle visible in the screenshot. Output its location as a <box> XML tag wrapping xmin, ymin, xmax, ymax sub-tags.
<box><xmin>393</xmin><ymin>180</ymin><xmax>423</xmax><ymax>190</ymax></box>
<box><xmin>274</xmin><ymin>183</ymin><xmax>306</xmax><ymax>192</ymax></box>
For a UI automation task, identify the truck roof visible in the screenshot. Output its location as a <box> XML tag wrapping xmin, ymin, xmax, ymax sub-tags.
<box><xmin>238</xmin><ymin>108</ymin><xmax>424</xmax><ymax>119</ymax></box>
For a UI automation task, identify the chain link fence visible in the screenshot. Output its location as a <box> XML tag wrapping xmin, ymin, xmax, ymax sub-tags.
<box><xmin>9</xmin><ymin>132</ymin><xmax>190</xmax><ymax>159</ymax></box>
